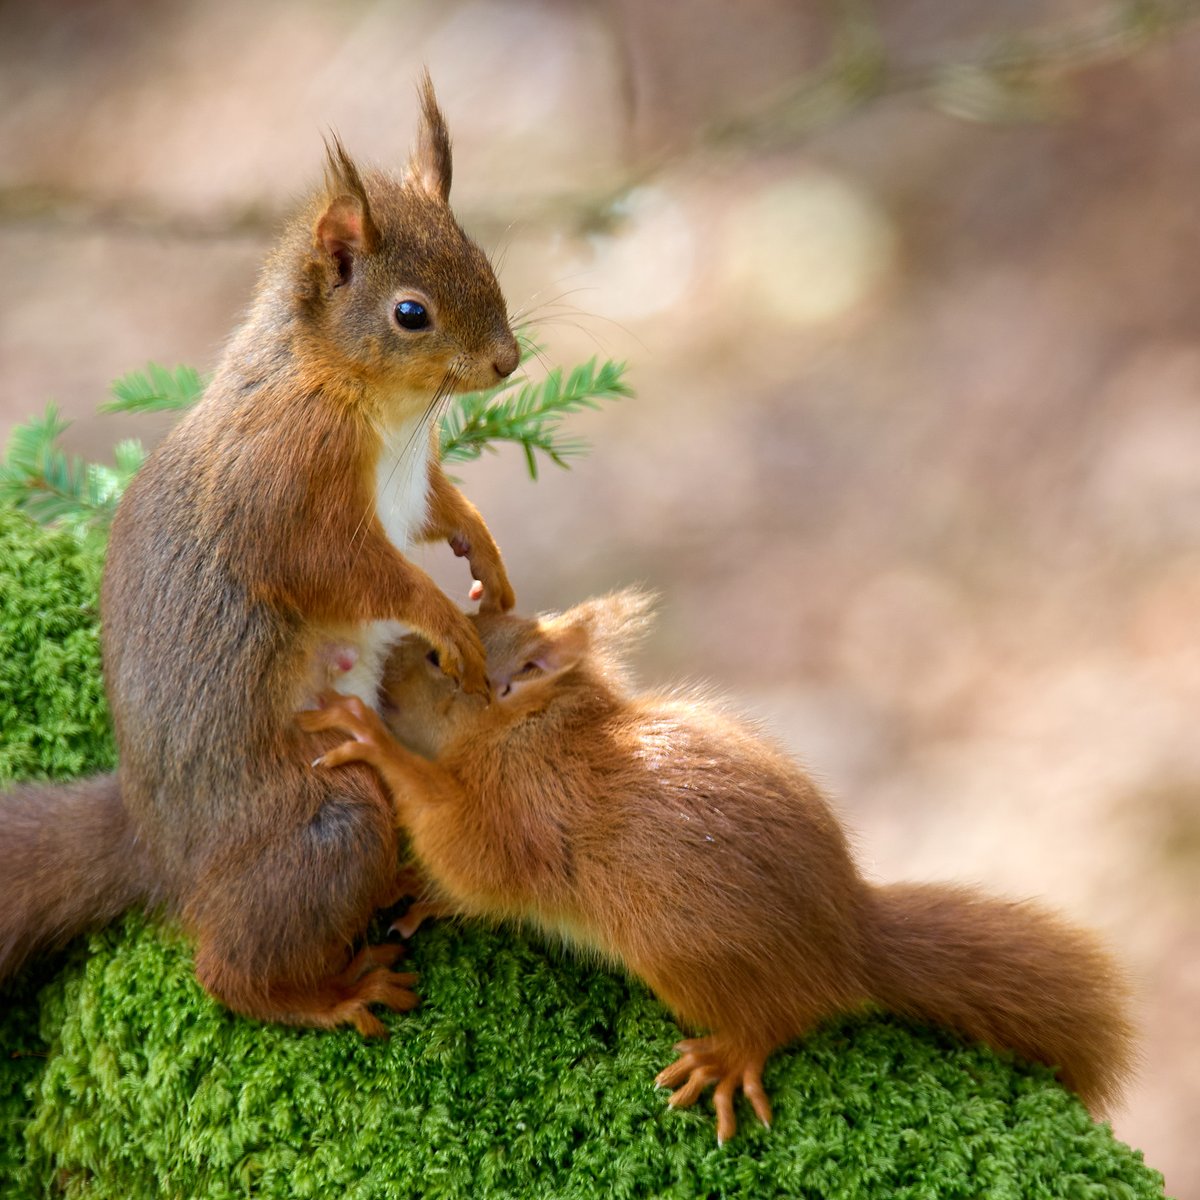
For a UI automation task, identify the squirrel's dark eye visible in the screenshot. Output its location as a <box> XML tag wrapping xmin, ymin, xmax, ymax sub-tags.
<box><xmin>426</xmin><ymin>649</ymin><xmax>440</xmax><ymax>668</ymax></box>
<box><xmin>394</xmin><ymin>300</ymin><xmax>430</xmax><ymax>331</ymax></box>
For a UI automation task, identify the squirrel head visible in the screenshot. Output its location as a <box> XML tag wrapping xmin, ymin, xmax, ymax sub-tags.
<box><xmin>288</xmin><ymin>74</ymin><xmax>519</xmax><ymax>406</ymax></box>
<box><xmin>377</xmin><ymin>589</ymin><xmax>656</xmax><ymax>754</ymax></box>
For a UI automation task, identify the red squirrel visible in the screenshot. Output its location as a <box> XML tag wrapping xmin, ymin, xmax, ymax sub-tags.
<box><xmin>300</xmin><ymin>590</ymin><xmax>1136</xmax><ymax>1142</ymax></box>
<box><xmin>0</xmin><ymin>77</ymin><xmax>516</xmax><ymax>1035</ymax></box>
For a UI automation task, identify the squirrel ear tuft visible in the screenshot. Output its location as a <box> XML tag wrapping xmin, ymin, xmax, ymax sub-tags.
<box><xmin>407</xmin><ymin>71</ymin><xmax>453</xmax><ymax>203</ymax></box>
<box><xmin>563</xmin><ymin>588</ymin><xmax>657</xmax><ymax>654</ymax></box>
<box><xmin>316</xmin><ymin>135</ymin><xmax>379</xmax><ymax>280</ymax></box>
<box><xmin>547</xmin><ymin>587</ymin><xmax>656</xmax><ymax>685</ymax></box>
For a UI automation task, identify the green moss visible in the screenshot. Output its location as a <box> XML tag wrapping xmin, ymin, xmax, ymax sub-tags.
<box><xmin>0</xmin><ymin>508</ymin><xmax>1167</xmax><ymax>1198</ymax></box>
<box><xmin>0</xmin><ymin>511</ymin><xmax>113</xmax><ymax>786</ymax></box>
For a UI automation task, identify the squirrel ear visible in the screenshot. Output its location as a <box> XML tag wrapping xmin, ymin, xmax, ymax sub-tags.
<box><xmin>491</xmin><ymin>624</ymin><xmax>587</xmax><ymax>704</ymax></box>
<box><xmin>316</xmin><ymin>135</ymin><xmax>379</xmax><ymax>282</ymax></box>
<box><xmin>532</xmin><ymin>624</ymin><xmax>589</xmax><ymax>676</ymax></box>
<box><xmin>406</xmin><ymin>71</ymin><xmax>453</xmax><ymax>203</ymax></box>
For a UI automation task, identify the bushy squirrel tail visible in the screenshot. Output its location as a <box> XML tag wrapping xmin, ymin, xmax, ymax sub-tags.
<box><xmin>864</xmin><ymin>882</ymin><xmax>1136</xmax><ymax>1113</ymax></box>
<box><xmin>0</xmin><ymin>773</ymin><xmax>153</xmax><ymax>985</ymax></box>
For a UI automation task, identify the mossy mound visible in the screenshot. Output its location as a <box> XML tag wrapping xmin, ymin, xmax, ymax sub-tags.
<box><xmin>0</xmin><ymin>507</ymin><xmax>1166</xmax><ymax>1198</ymax></box>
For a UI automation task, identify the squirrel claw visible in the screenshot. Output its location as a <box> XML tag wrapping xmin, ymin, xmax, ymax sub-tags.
<box><xmin>327</xmin><ymin>942</ymin><xmax>422</xmax><ymax>1037</ymax></box>
<box><xmin>431</xmin><ymin>643</ymin><xmax>482</xmax><ymax>695</ymax></box>
<box><xmin>450</xmin><ymin>654</ymin><xmax>491</xmax><ymax>701</ymax></box>
<box><xmin>345</xmin><ymin>967</ymin><xmax>422</xmax><ymax>1036</ymax></box>
<box><xmin>655</xmin><ymin>1036</ymin><xmax>771</xmax><ymax>1144</ymax></box>
<box><xmin>476</xmin><ymin>575</ymin><xmax>516</xmax><ymax>615</ymax></box>
<box><xmin>298</xmin><ymin>692</ymin><xmax>392</xmax><ymax>769</ymax></box>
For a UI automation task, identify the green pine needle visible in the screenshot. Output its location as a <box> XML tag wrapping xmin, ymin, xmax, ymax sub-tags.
<box><xmin>0</xmin><ymin>405</ymin><xmax>143</xmax><ymax>539</ymax></box>
<box><xmin>439</xmin><ymin>357</ymin><xmax>632</xmax><ymax>479</ymax></box>
<box><xmin>101</xmin><ymin>363</ymin><xmax>206</xmax><ymax>414</ymax></box>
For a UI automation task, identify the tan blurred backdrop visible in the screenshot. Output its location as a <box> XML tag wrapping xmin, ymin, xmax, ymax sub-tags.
<box><xmin>2</xmin><ymin>1</ymin><xmax>1198</xmax><ymax>1192</ymax></box>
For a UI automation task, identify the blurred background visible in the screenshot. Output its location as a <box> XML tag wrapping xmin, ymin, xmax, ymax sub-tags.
<box><xmin>1</xmin><ymin>0</ymin><xmax>1198</xmax><ymax>1191</ymax></box>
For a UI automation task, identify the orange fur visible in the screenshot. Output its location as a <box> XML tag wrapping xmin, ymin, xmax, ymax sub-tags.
<box><xmin>306</xmin><ymin>589</ymin><xmax>1136</xmax><ymax>1141</ymax></box>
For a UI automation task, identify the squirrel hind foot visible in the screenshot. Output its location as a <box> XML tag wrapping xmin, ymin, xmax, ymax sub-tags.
<box><xmin>340</xmin><ymin>962</ymin><xmax>422</xmax><ymax>1035</ymax></box>
<box><xmin>654</xmin><ymin>1035</ymin><xmax>773</xmax><ymax>1144</ymax></box>
<box><xmin>195</xmin><ymin>940</ymin><xmax>420</xmax><ymax>1038</ymax></box>
<box><xmin>325</xmin><ymin>941</ymin><xmax>421</xmax><ymax>1034</ymax></box>
<box><xmin>332</xmin><ymin>940</ymin><xmax>406</xmax><ymax>984</ymax></box>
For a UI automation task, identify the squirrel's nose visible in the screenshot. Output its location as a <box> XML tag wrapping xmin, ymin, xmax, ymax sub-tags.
<box><xmin>492</xmin><ymin>337</ymin><xmax>520</xmax><ymax>379</ymax></box>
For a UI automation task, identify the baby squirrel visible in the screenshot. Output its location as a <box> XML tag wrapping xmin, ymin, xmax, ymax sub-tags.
<box><xmin>300</xmin><ymin>590</ymin><xmax>1136</xmax><ymax>1143</ymax></box>
<box><xmin>0</xmin><ymin>77</ymin><xmax>516</xmax><ymax>1034</ymax></box>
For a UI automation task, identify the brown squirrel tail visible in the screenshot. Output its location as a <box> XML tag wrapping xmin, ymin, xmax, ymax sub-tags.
<box><xmin>0</xmin><ymin>773</ymin><xmax>153</xmax><ymax>985</ymax></box>
<box><xmin>863</xmin><ymin>882</ymin><xmax>1136</xmax><ymax>1113</ymax></box>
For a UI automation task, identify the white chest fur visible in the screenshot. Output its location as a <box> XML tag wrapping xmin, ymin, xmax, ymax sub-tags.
<box><xmin>335</xmin><ymin>408</ymin><xmax>433</xmax><ymax>708</ymax></box>
<box><xmin>373</xmin><ymin>409</ymin><xmax>433</xmax><ymax>550</ymax></box>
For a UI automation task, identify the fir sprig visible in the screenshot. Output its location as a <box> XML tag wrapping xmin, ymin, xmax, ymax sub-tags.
<box><xmin>101</xmin><ymin>363</ymin><xmax>206</xmax><ymax>415</ymax></box>
<box><xmin>440</xmin><ymin>357</ymin><xmax>632</xmax><ymax>478</ymax></box>
<box><xmin>1</xmin><ymin>348</ymin><xmax>630</xmax><ymax>537</ymax></box>
<box><xmin>0</xmin><ymin>406</ymin><xmax>143</xmax><ymax>539</ymax></box>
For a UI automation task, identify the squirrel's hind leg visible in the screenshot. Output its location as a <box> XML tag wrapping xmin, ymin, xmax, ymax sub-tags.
<box><xmin>655</xmin><ymin>1034</ymin><xmax>773</xmax><ymax>1144</ymax></box>
<box><xmin>188</xmin><ymin>764</ymin><xmax>419</xmax><ymax>1037</ymax></box>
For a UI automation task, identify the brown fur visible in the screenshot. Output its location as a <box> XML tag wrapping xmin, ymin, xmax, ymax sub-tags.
<box><xmin>302</xmin><ymin>589</ymin><xmax>1136</xmax><ymax>1141</ymax></box>
<box><xmin>0</xmin><ymin>78</ymin><xmax>514</xmax><ymax>1034</ymax></box>
<box><xmin>0</xmin><ymin>775</ymin><xmax>153</xmax><ymax>981</ymax></box>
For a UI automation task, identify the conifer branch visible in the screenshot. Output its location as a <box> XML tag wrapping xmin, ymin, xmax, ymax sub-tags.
<box><xmin>101</xmin><ymin>363</ymin><xmax>206</xmax><ymax>414</ymax></box>
<box><xmin>0</xmin><ymin>406</ymin><xmax>144</xmax><ymax>539</ymax></box>
<box><xmin>439</xmin><ymin>357</ymin><xmax>632</xmax><ymax>479</ymax></box>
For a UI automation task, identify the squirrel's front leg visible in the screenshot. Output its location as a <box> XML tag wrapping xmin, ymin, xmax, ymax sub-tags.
<box><xmin>260</xmin><ymin>526</ymin><xmax>490</xmax><ymax>697</ymax></box>
<box><xmin>423</xmin><ymin>462</ymin><xmax>515</xmax><ymax>615</ymax></box>
<box><xmin>298</xmin><ymin>693</ymin><xmax>462</xmax><ymax>824</ymax></box>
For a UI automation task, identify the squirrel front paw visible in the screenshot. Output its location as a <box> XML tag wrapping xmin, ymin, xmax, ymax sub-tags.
<box><xmin>424</xmin><ymin>602</ymin><xmax>490</xmax><ymax>697</ymax></box>
<box><xmin>450</xmin><ymin>533</ymin><xmax>515</xmax><ymax>615</ymax></box>
<box><xmin>298</xmin><ymin>692</ymin><xmax>392</xmax><ymax>769</ymax></box>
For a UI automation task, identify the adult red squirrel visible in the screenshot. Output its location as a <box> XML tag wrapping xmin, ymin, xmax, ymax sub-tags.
<box><xmin>0</xmin><ymin>77</ymin><xmax>516</xmax><ymax>1035</ymax></box>
<box><xmin>301</xmin><ymin>590</ymin><xmax>1136</xmax><ymax>1142</ymax></box>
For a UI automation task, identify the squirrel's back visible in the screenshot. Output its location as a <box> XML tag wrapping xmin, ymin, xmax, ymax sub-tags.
<box><xmin>101</xmin><ymin>409</ymin><xmax>315</xmax><ymax>882</ymax></box>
